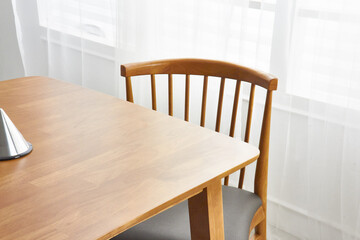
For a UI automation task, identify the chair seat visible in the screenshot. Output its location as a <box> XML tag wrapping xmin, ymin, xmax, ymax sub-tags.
<box><xmin>113</xmin><ymin>185</ymin><xmax>262</xmax><ymax>240</ymax></box>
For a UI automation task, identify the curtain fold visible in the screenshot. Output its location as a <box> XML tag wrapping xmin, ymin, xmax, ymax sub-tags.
<box><xmin>11</xmin><ymin>0</ymin><xmax>360</xmax><ymax>239</ymax></box>
<box><xmin>0</xmin><ymin>0</ymin><xmax>25</xmax><ymax>81</ymax></box>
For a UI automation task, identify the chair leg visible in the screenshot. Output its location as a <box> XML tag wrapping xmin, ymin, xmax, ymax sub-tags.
<box><xmin>255</xmin><ymin>218</ymin><xmax>266</xmax><ymax>239</ymax></box>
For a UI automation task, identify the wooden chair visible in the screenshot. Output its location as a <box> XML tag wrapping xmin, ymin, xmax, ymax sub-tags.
<box><xmin>115</xmin><ymin>59</ymin><xmax>277</xmax><ymax>240</ymax></box>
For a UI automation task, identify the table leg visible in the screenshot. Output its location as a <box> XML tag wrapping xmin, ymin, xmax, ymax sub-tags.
<box><xmin>188</xmin><ymin>178</ymin><xmax>224</xmax><ymax>240</ymax></box>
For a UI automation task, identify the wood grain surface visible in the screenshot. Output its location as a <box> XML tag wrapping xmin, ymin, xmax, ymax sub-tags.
<box><xmin>0</xmin><ymin>77</ymin><xmax>259</xmax><ymax>240</ymax></box>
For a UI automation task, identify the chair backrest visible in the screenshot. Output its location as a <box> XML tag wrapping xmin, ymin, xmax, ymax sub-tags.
<box><xmin>121</xmin><ymin>58</ymin><xmax>277</xmax><ymax>207</ymax></box>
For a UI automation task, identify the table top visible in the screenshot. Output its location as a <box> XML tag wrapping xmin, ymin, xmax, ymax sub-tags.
<box><xmin>0</xmin><ymin>77</ymin><xmax>259</xmax><ymax>240</ymax></box>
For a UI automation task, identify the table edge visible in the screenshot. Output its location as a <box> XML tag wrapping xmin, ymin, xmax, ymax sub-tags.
<box><xmin>99</xmin><ymin>153</ymin><xmax>259</xmax><ymax>240</ymax></box>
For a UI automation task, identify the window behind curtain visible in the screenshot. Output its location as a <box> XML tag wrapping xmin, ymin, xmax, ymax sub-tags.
<box><xmin>37</xmin><ymin>0</ymin><xmax>116</xmax><ymax>46</ymax></box>
<box><xmin>36</xmin><ymin>0</ymin><xmax>360</xmax><ymax>111</ymax></box>
<box><xmin>288</xmin><ymin>0</ymin><xmax>360</xmax><ymax>111</ymax></box>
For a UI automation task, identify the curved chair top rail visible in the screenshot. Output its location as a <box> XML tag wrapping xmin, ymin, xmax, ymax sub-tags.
<box><xmin>121</xmin><ymin>58</ymin><xmax>278</xmax><ymax>91</ymax></box>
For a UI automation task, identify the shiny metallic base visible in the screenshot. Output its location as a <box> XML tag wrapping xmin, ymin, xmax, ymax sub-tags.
<box><xmin>0</xmin><ymin>108</ymin><xmax>33</xmax><ymax>161</ymax></box>
<box><xmin>0</xmin><ymin>142</ymin><xmax>33</xmax><ymax>161</ymax></box>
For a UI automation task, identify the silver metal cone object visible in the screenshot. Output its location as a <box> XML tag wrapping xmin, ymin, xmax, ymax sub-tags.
<box><xmin>0</xmin><ymin>108</ymin><xmax>32</xmax><ymax>160</ymax></box>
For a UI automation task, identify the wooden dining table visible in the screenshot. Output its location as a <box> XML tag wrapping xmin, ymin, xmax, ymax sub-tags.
<box><xmin>0</xmin><ymin>76</ymin><xmax>259</xmax><ymax>240</ymax></box>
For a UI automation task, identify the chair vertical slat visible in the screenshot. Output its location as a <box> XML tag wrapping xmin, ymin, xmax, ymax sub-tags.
<box><xmin>224</xmin><ymin>176</ymin><xmax>229</xmax><ymax>186</ymax></box>
<box><xmin>200</xmin><ymin>76</ymin><xmax>208</xmax><ymax>127</ymax></box>
<box><xmin>125</xmin><ymin>77</ymin><xmax>134</xmax><ymax>103</ymax></box>
<box><xmin>216</xmin><ymin>77</ymin><xmax>226</xmax><ymax>199</ymax></box>
<box><xmin>185</xmin><ymin>74</ymin><xmax>190</xmax><ymax>121</ymax></box>
<box><xmin>245</xmin><ymin>83</ymin><xmax>256</xmax><ymax>142</ymax></box>
<box><xmin>215</xmin><ymin>77</ymin><xmax>226</xmax><ymax>132</ymax></box>
<box><xmin>224</xmin><ymin>80</ymin><xmax>241</xmax><ymax>186</ymax></box>
<box><xmin>168</xmin><ymin>74</ymin><xmax>173</xmax><ymax>116</ymax></box>
<box><xmin>229</xmin><ymin>80</ymin><xmax>241</xmax><ymax>137</ymax></box>
<box><xmin>238</xmin><ymin>169</ymin><xmax>246</xmax><ymax>189</ymax></box>
<box><xmin>150</xmin><ymin>74</ymin><xmax>157</xmax><ymax>110</ymax></box>
<box><xmin>238</xmin><ymin>83</ymin><xmax>256</xmax><ymax>189</ymax></box>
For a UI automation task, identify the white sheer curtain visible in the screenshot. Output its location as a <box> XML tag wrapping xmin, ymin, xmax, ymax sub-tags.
<box><xmin>0</xmin><ymin>0</ymin><xmax>25</xmax><ymax>81</ymax></box>
<box><xmin>11</xmin><ymin>0</ymin><xmax>360</xmax><ymax>239</ymax></box>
